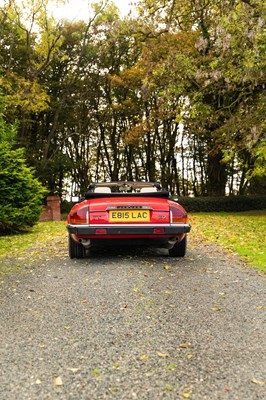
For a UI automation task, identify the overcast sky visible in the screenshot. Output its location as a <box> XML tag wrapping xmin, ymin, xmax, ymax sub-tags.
<box><xmin>50</xmin><ymin>0</ymin><xmax>134</xmax><ymax>20</ymax></box>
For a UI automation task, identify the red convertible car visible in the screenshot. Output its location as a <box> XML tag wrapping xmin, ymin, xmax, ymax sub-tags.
<box><xmin>67</xmin><ymin>181</ymin><xmax>190</xmax><ymax>258</ymax></box>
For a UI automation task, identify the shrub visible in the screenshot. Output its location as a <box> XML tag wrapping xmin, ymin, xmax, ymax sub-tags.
<box><xmin>61</xmin><ymin>200</ymin><xmax>76</xmax><ymax>215</ymax></box>
<box><xmin>176</xmin><ymin>195</ymin><xmax>266</xmax><ymax>213</ymax></box>
<box><xmin>0</xmin><ymin>143</ymin><xmax>46</xmax><ymax>234</ymax></box>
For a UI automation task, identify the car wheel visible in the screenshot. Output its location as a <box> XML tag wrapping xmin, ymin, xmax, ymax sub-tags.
<box><xmin>169</xmin><ymin>235</ymin><xmax>187</xmax><ymax>257</ymax></box>
<box><xmin>68</xmin><ymin>235</ymin><xmax>76</xmax><ymax>258</ymax></box>
<box><xmin>76</xmin><ymin>242</ymin><xmax>85</xmax><ymax>259</ymax></box>
<box><xmin>68</xmin><ymin>235</ymin><xmax>85</xmax><ymax>259</ymax></box>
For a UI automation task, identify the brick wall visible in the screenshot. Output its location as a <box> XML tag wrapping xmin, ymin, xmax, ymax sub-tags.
<box><xmin>39</xmin><ymin>196</ymin><xmax>61</xmax><ymax>222</ymax></box>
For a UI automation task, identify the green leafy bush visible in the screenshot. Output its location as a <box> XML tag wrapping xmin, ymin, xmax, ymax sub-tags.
<box><xmin>0</xmin><ymin>144</ymin><xmax>46</xmax><ymax>233</ymax></box>
<box><xmin>0</xmin><ymin>103</ymin><xmax>46</xmax><ymax>234</ymax></box>
<box><xmin>176</xmin><ymin>195</ymin><xmax>266</xmax><ymax>213</ymax></box>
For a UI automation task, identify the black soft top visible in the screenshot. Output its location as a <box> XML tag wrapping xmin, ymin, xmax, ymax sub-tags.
<box><xmin>84</xmin><ymin>181</ymin><xmax>170</xmax><ymax>200</ymax></box>
<box><xmin>84</xmin><ymin>190</ymin><xmax>170</xmax><ymax>200</ymax></box>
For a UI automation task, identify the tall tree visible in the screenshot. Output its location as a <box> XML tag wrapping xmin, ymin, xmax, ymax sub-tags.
<box><xmin>136</xmin><ymin>0</ymin><xmax>266</xmax><ymax>195</ymax></box>
<box><xmin>0</xmin><ymin>0</ymin><xmax>264</xmax><ymax>197</ymax></box>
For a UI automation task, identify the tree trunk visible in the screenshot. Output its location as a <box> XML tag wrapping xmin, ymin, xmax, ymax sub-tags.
<box><xmin>206</xmin><ymin>150</ymin><xmax>227</xmax><ymax>196</ymax></box>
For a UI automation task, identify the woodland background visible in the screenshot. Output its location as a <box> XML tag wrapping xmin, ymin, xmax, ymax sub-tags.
<box><xmin>0</xmin><ymin>0</ymin><xmax>265</xmax><ymax>198</ymax></box>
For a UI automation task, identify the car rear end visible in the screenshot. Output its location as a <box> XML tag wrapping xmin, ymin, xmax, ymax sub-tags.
<box><xmin>67</xmin><ymin>196</ymin><xmax>190</xmax><ymax>258</ymax></box>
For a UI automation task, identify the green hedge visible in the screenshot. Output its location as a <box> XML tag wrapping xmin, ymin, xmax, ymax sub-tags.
<box><xmin>61</xmin><ymin>195</ymin><xmax>266</xmax><ymax>215</ymax></box>
<box><xmin>61</xmin><ymin>200</ymin><xmax>77</xmax><ymax>214</ymax></box>
<box><xmin>176</xmin><ymin>195</ymin><xmax>266</xmax><ymax>212</ymax></box>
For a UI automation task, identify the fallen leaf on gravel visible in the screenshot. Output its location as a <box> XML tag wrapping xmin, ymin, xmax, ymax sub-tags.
<box><xmin>224</xmin><ymin>386</ymin><xmax>232</xmax><ymax>391</ymax></box>
<box><xmin>133</xmin><ymin>287</ymin><xmax>140</xmax><ymax>292</ymax></box>
<box><xmin>179</xmin><ymin>343</ymin><xmax>193</xmax><ymax>349</ymax></box>
<box><xmin>64</xmin><ymin>325</ymin><xmax>72</xmax><ymax>330</ymax></box>
<box><xmin>92</xmin><ymin>369</ymin><xmax>101</xmax><ymax>375</ymax></box>
<box><xmin>69</xmin><ymin>338</ymin><xmax>78</xmax><ymax>343</ymax></box>
<box><xmin>187</xmin><ymin>354</ymin><xmax>193</xmax><ymax>359</ymax></box>
<box><xmin>251</xmin><ymin>378</ymin><xmax>265</xmax><ymax>385</ymax></box>
<box><xmin>183</xmin><ymin>393</ymin><xmax>190</xmax><ymax>398</ymax></box>
<box><xmin>164</xmin><ymin>265</ymin><xmax>171</xmax><ymax>271</ymax></box>
<box><xmin>67</xmin><ymin>368</ymin><xmax>81</xmax><ymax>373</ymax></box>
<box><xmin>140</xmin><ymin>355</ymin><xmax>150</xmax><ymax>360</ymax></box>
<box><xmin>211</xmin><ymin>307</ymin><xmax>221</xmax><ymax>311</ymax></box>
<box><xmin>53</xmin><ymin>376</ymin><xmax>63</xmax><ymax>386</ymax></box>
<box><xmin>165</xmin><ymin>385</ymin><xmax>173</xmax><ymax>391</ymax></box>
<box><xmin>164</xmin><ymin>291</ymin><xmax>172</xmax><ymax>295</ymax></box>
<box><xmin>166</xmin><ymin>363</ymin><xmax>177</xmax><ymax>371</ymax></box>
<box><xmin>157</xmin><ymin>352</ymin><xmax>169</xmax><ymax>358</ymax></box>
<box><xmin>35</xmin><ymin>379</ymin><xmax>42</xmax><ymax>385</ymax></box>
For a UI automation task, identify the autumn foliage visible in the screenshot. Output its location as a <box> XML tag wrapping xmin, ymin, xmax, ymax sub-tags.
<box><xmin>0</xmin><ymin>0</ymin><xmax>265</xmax><ymax>198</ymax></box>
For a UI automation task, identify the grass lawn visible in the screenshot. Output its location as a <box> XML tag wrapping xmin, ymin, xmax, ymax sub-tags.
<box><xmin>0</xmin><ymin>221</ymin><xmax>66</xmax><ymax>258</ymax></box>
<box><xmin>0</xmin><ymin>211</ymin><xmax>265</xmax><ymax>273</ymax></box>
<box><xmin>190</xmin><ymin>210</ymin><xmax>266</xmax><ymax>272</ymax></box>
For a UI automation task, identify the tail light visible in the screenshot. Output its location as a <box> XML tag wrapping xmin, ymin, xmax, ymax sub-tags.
<box><xmin>170</xmin><ymin>205</ymin><xmax>187</xmax><ymax>224</ymax></box>
<box><xmin>69</xmin><ymin>206</ymin><xmax>89</xmax><ymax>225</ymax></box>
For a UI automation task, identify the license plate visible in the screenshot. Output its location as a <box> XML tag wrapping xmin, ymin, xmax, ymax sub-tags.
<box><xmin>109</xmin><ymin>209</ymin><xmax>150</xmax><ymax>222</ymax></box>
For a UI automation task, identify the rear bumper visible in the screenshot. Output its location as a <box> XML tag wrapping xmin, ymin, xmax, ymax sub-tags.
<box><xmin>67</xmin><ymin>223</ymin><xmax>191</xmax><ymax>236</ymax></box>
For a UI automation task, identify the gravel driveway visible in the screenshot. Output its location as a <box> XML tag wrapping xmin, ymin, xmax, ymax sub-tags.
<box><xmin>0</xmin><ymin>236</ymin><xmax>265</xmax><ymax>400</ymax></box>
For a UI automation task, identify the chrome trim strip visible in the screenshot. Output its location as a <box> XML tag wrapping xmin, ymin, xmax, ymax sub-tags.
<box><xmin>107</xmin><ymin>206</ymin><xmax>153</xmax><ymax>210</ymax></box>
<box><xmin>68</xmin><ymin>223</ymin><xmax>190</xmax><ymax>229</ymax></box>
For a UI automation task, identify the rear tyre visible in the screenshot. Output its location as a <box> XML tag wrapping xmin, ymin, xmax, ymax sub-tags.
<box><xmin>76</xmin><ymin>242</ymin><xmax>85</xmax><ymax>259</ymax></box>
<box><xmin>68</xmin><ymin>235</ymin><xmax>85</xmax><ymax>259</ymax></box>
<box><xmin>169</xmin><ymin>235</ymin><xmax>187</xmax><ymax>257</ymax></box>
<box><xmin>69</xmin><ymin>235</ymin><xmax>76</xmax><ymax>259</ymax></box>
